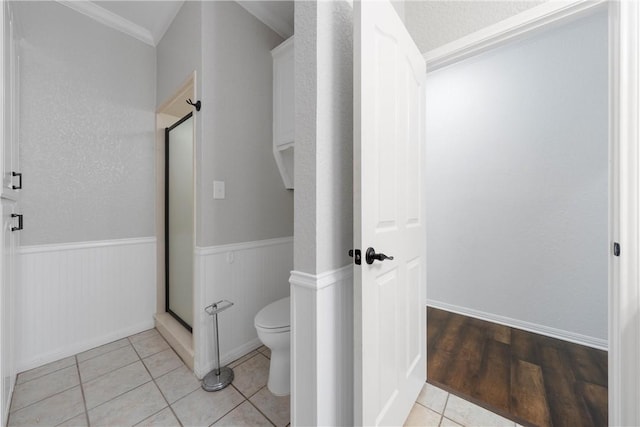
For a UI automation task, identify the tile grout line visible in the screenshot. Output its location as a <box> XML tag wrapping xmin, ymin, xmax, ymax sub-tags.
<box><xmin>441</xmin><ymin>392</ymin><xmax>452</xmax><ymax>426</ymax></box>
<box><xmin>241</xmin><ymin>385</ymin><xmax>278</xmax><ymax>427</ymax></box>
<box><xmin>14</xmin><ymin>359</ymin><xmax>76</xmax><ymax>387</ymax></box>
<box><xmin>74</xmin><ymin>355</ymin><xmax>91</xmax><ymax>427</ymax></box>
<box><xmin>206</xmin><ymin>387</ymin><xmax>246</xmax><ymax>427</ymax></box>
<box><xmin>8</xmin><ymin>381</ymin><xmax>80</xmax><ymax>417</ymax></box>
<box><xmin>76</xmin><ymin>338</ymin><xmax>131</xmax><ymax>364</ymax></box>
<box><xmin>128</xmin><ymin>334</ymin><xmax>183</xmax><ymax>426</ymax></box>
<box><xmin>81</xmin><ymin>358</ymin><xmax>140</xmax><ymax>388</ymax></box>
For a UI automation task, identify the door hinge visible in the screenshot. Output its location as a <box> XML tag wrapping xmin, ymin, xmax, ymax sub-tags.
<box><xmin>348</xmin><ymin>249</ymin><xmax>362</xmax><ymax>265</ymax></box>
<box><xmin>613</xmin><ymin>242</ymin><xmax>621</xmax><ymax>257</ymax></box>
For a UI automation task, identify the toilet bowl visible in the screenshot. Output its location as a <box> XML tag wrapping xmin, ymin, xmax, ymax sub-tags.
<box><xmin>254</xmin><ymin>296</ymin><xmax>290</xmax><ymax>396</ymax></box>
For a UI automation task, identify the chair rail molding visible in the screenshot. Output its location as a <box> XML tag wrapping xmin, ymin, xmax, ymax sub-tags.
<box><xmin>289</xmin><ymin>265</ymin><xmax>354</xmax><ymax>427</ymax></box>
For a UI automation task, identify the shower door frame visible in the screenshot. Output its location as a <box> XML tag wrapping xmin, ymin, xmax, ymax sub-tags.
<box><xmin>165</xmin><ymin>111</ymin><xmax>195</xmax><ymax>333</ymax></box>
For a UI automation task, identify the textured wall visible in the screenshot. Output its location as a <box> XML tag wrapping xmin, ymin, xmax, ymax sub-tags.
<box><xmin>200</xmin><ymin>1</ymin><xmax>292</xmax><ymax>246</ymax></box>
<box><xmin>293</xmin><ymin>0</ymin><xmax>318</xmax><ymax>275</ymax></box>
<box><xmin>294</xmin><ymin>0</ymin><xmax>353</xmax><ymax>274</ymax></box>
<box><xmin>16</xmin><ymin>1</ymin><xmax>156</xmax><ymax>246</ymax></box>
<box><xmin>156</xmin><ymin>1</ymin><xmax>201</xmax><ymax>110</ymax></box>
<box><xmin>405</xmin><ymin>0</ymin><xmax>546</xmax><ymax>52</ymax></box>
<box><xmin>425</xmin><ymin>10</ymin><xmax>608</xmax><ymax>341</ymax></box>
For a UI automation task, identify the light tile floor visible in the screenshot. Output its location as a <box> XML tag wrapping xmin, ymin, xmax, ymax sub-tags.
<box><xmin>404</xmin><ymin>383</ymin><xmax>523</xmax><ymax>427</ymax></box>
<box><xmin>8</xmin><ymin>328</ymin><xmax>519</xmax><ymax>427</ymax></box>
<box><xmin>7</xmin><ymin>329</ymin><xmax>287</xmax><ymax>427</ymax></box>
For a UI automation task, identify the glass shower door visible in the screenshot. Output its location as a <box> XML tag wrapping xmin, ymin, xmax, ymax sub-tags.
<box><xmin>166</xmin><ymin>113</ymin><xmax>194</xmax><ymax>331</ymax></box>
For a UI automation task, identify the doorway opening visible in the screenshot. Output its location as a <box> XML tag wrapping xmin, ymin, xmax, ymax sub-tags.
<box><xmin>154</xmin><ymin>74</ymin><xmax>197</xmax><ymax>369</ymax></box>
<box><xmin>423</xmin><ymin>3</ymin><xmax>609</xmax><ymax>426</ymax></box>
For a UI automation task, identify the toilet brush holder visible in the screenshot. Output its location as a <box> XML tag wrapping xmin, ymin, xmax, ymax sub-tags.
<box><xmin>202</xmin><ymin>299</ymin><xmax>234</xmax><ymax>392</ymax></box>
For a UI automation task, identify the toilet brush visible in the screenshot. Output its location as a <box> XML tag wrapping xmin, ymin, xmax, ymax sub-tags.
<box><xmin>202</xmin><ymin>300</ymin><xmax>234</xmax><ymax>391</ymax></box>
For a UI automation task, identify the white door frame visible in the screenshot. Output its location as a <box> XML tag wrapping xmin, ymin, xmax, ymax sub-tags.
<box><xmin>423</xmin><ymin>1</ymin><xmax>639</xmax><ymax>425</ymax></box>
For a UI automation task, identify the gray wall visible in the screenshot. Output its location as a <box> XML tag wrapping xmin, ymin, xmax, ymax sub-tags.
<box><xmin>156</xmin><ymin>0</ymin><xmax>203</xmax><ymax>246</ymax></box>
<box><xmin>158</xmin><ymin>1</ymin><xmax>292</xmax><ymax>247</ymax></box>
<box><xmin>16</xmin><ymin>1</ymin><xmax>156</xmax><ymax>246</ymax></box>
<box><xmin>425</xmin><ymin>10</ymin><xmax>608</xmax><ymax>341</ymax></box>
<box><xmin>156</xmin><ymin>1</ymin><xmax>201</xmax><ymax>110</ymax></box>
<box><xmin>405</xmin><ymin>0</ymin><xmax>546</xmax><ymax>53</ymax></box>
<box><xmin>200</xmin><ymin>1</ymin><xmax>292</xmax><ymax>246</ymax></box>
<box><xmin>294</xmin><ymin>1</ymin><xmax>353</xmax><ymax>275</ymax></box>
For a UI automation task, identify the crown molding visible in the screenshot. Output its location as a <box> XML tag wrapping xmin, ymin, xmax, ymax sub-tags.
<box><xmin>423</xmin><ymin>0</ymin><xmax>606</xmax><ymax>71</ymax></box>
<box><xmin>56</xmin><ymin>0</ymin><xmax>155</xmax><ymax>47</ymax></box>
<box><xmin>236</xmin><ymin>1</ymin><xmax>294</xmax><ymax>39</ymax></box>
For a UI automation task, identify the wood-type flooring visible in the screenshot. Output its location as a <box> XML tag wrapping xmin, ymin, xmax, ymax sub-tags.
<box><xmin>427</xmin><ymin>307</ymin><xmax>608</xmax><ymax>427</ymax></box>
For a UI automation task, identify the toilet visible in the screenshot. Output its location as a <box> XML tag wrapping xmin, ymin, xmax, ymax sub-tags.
<box><xmin>254</xmin><ymin>296</ymin><xmax>290</xmax><ymax>396</ymax></box>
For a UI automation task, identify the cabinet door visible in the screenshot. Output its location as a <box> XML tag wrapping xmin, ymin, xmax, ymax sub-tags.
<box><xmin>273</xmin><ymin>38</ymin><xmax>294</xmax><ymax>147</ymax></box>
<box><xmin>2</xmin><ymin>2</ymin><xmax>20</xmax><ymax>200</ymax></box>
<box><xmin>0</xmin><ymin>199</ymin><xmax>16</xmax><ymax>426</ymax></box>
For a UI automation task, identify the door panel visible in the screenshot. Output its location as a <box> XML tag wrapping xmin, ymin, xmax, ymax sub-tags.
<box><xmin>354</xmin><ymin>1</ymin><xmax>426</xmax><ymax>425</ymax></box>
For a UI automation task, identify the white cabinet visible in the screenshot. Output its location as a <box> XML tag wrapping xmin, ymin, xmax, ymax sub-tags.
<box><xmin>0</xmin><ymin>199</ymin><xmax>17</xmax><ymax>425</ymax></box>
<box><xmin>2</xmin><ymin>1</ymin><xmax>20</xmax><ymax>201</ymax></box>
<box><xmin>0</xmin><ymin>3</ymin><xmax>19</xmax><ymax>424</ymax></box>
<box><xmin>272</xmin><ymin>37</ymin><xmax>294</xmax><ymax>189</ymax></box>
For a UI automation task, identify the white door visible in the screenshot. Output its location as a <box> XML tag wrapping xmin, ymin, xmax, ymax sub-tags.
<box><xmin>354</xmin><ymin>1</ymin><xmax>427</xmax><ymax>426</ymax></box>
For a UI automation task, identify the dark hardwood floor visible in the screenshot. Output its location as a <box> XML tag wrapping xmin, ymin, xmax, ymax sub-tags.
<box><xmin>427</xmin><ymin>307</ymin><xmax>608</xmax><ymax>427</ymax></box>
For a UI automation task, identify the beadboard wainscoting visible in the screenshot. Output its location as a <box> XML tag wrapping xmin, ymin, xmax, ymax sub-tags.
<box><xmin>16</xmin><ymin>237</ymin><xmax>157</xmax><ymax>372</ymax></box>
<box><xmin>427</xmin><ymin>299</ymin><xmax>608</xmax><ymax>351</ymax></box>
<box><xmin>193</xmin><ymin>237</ymin><xmax>293</xmax><ymax>379</ymax></box>
<box><xmin>290</xmin><ymin>265</ymin><xmax>354</xmax><ymax>427</ymax></box>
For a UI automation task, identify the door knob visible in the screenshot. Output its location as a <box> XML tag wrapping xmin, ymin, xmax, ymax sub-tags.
<box><xmin>365</xmin><ymin>247</ymin><xmax>394</xmax><ymax>265</ymax></box>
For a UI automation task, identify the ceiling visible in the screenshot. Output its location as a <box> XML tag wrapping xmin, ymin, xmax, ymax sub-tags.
<box><xmin>60</xmin><ymin>1</ymin><xmax>294</xmax><ymax>47</ymax></box>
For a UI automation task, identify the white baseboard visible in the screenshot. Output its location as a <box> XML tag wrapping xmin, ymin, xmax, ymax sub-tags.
<box><xmin>17</xmin><ymin>320</ymin><xmax>154</xmax><ymax>373</ymax></box>
<box><xmin>427</xmin><ymin>299</ymin><xmax>608</xmax><ymax>351</ymax></box>
<box><xmin>194</xmin><ymin>337</ymin><xmax>262</xmax><ymax>379</ymax></box>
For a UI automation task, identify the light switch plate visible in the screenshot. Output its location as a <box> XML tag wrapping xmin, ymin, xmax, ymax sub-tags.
<box><xmin>213</xmin><ymin>180</ymin><xmax>225</xmax><ymax>199</ymax></box>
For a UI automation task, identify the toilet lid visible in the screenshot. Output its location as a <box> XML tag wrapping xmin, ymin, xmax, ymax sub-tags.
<box><xmin>255</xmin><ymin>297</ymin><xmax>290</xmax><ymax>329</ymax></box>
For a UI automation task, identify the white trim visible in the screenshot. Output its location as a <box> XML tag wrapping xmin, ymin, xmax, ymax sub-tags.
<box><xmin>55</xmin><ymin>1</ymin><xmax>155</xmax><ymax>47</ymax></box>
<box><xmin>289</xmin><ymin>265</ymin><xmax>353</xmax><ymax>291</ymax></box>
<box><xmin>194</xmin><ymin>236</ymin><xmax>293</xmax><ymax>256</ymax></box>
<box><xmin>18</xmin><ymin>236</ymin><xmax>156</xmax><ymax>254</ymax></box>
<box><xmin>236</xmin><ymin>1</ymin><xmax>294</xmax><ymax>39</ymax></box>
<box><xmin>194</xmin><ymin>338</ymin><xmax>262</xmax><ymax>379</ymax></box>
<box><xmin>16</xmin><ymin>319</ymin><xmax>154</xmax><ymax>373</ymax></box>
<box><xmin>423</xmin><ymin>0</ymin><xmax>606</xmax><ymax>71</ymax></box>
<box><xmin>428</xmin><ymin>299</ymin><xmax>607</xmax><ymax>351</ymax></box>
<box><xmin>609</xmin><ymin>1</ymin><xmax>640</xmax><ymax>425</ymax></box>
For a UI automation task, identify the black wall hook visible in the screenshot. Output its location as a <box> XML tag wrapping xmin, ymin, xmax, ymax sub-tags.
<box><xmin>186</xmin><ymin>99</ymin><xmax>201</xmax><ymax>111</ymax></box>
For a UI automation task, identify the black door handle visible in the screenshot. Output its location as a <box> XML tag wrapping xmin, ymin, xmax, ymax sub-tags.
<box><xmin>11</xmin><ymin>213</ymin><xmax>22</xmax><ymax>231</ymax></box>
<box><xmin>12</xmin><ymin>171</ymin><xmax>22</xmax><ymax>190</ymax></box>
<box><xmin>365</xmin><ymin>247</ymin><xmax>394</xmax><ymax>265</ymax></box>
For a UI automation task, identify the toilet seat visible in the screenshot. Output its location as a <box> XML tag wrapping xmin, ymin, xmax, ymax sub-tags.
<box><xmin>255</xmin><ymin>297</ymin><xmax>290</xmax><ymax>331</ymax></box>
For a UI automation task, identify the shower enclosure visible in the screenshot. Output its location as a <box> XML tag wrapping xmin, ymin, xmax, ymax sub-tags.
<box><xmin>165</xmin><ymin>112</ymin><xmax>194</xmax><ymax>331</ymax></box>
